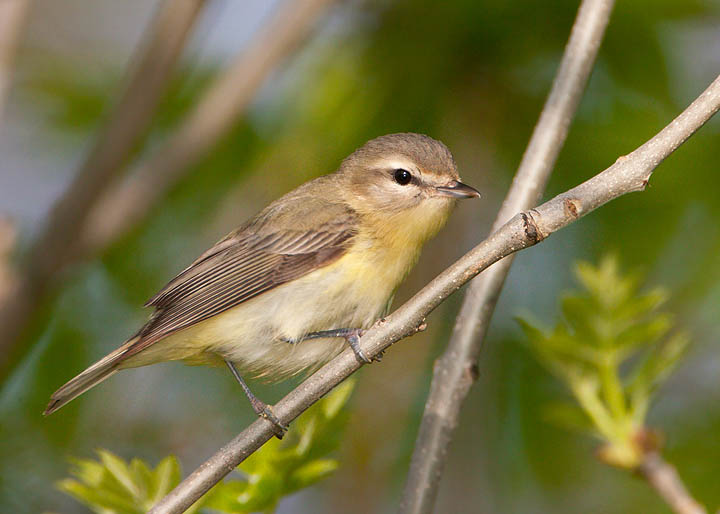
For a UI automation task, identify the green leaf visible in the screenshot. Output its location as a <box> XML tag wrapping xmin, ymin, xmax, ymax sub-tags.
<box><xmin>98</xmin><ymin>449</ymin><xmax>142</xmax><ymax>499</ymax></box>
<box><xmin>627</xmin><ymin>332</ymin><xmax>691</xmax><ymax>400</ymax></box>
<box><xmin>202</xmin><ymin>481</ymin><xmax>250</xmax><ymax>513</ymax></box>
<box><xmin>57</xmin><ymin>478</ymin><xmax>140</xmax><ymax>513</ymax></box>
<box><xmin>58</xmin><ymin>452</ymin><xmax>185</xmax><ymax>514</ymax></box>
<box><xmin>236</xmin><ymin>471</ymin><xmax>284</xmax><ymax>513</ymax></box>
<box><xmin>574</xmin><ymin>256</ymin><xmax>641</xmax><ymax>310</ymax></box>
<box><xmin>59</xmin><ymin>380</ymin><xmax>356</xmax><ymax>513</ymax></box>
<box><xmin>130</xmin><ymin>458</ymin><xmax>152</xmax><ymax>492</ymax></box>
<box><xmin>616</xmin><ymin>287</ymin><xmax>668</xmax><ymax>320</ymax></box>
<box><xmin>518</xmin><ymin>317</ymin><xmax>599</xmax><ymax>381</ymax></box>
<box><xmin>560</xmin><ymin>294</ymin><xmax>598</xmax><ymax>342</ymax></box>
<box><xmin>614</xmin><ymin>315</ymin><xmax>672</xmax><ymax>355</ymax></box>
<box><xmin>66</xmin><ymin>457</ymin><xmax>106</xmax><ymax>487</ymax></box>
<box><xmin>519</xmin><ymin>255</ymin><xmax>692</xmax><ymax>457</ymax></box>
<box><xmin>516</xmin><ymin>315</ymin><xmax>549</xmax><ymax>346</ymax></box>
<box><xmin>541</xmin><ymin>402</ymin><xmax>597</xmax><ymax>436</ymax></box>
<box><xmin>295</xmin><ymin>416</ymin><xmax>319</xmax><ymax>457</ymax></box>
<box><xmin>287</xmin><ymin>459</ymin><xmax>339</xmax><ymax>493</ymax></box>
<box><xmin>149</xmin><ymin>455</ymin><xmax>181</xmax><ymax>506</ymax></box>
<box><xmin>322</xmin><ymin>379</ymin><xmax>355</xmax><ymax>419</ymax></box>
<box><xmin>574</xmin><ymin>257</ymin><xmax>617</xmax><ymax>303</ymax></box>
<box><xmin>239</xmin><ymin>436</ymin><xmax>283</xmax><ymax>476</ymax></box>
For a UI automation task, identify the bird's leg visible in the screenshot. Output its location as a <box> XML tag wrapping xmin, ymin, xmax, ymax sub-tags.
<box><xmin>301</xmin><ymin>328</ymin><xmax>373</xmax><ymax>364</ymax></box>
<box><xmin>225</xmin><ymin>361</ymin><xmax>288</xmax><ymax>438</ymax></box>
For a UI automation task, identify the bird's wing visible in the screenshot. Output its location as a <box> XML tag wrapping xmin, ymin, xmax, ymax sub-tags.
<box><xmin>127</xmin><ymin>200</ymin><xmax>358</xmax><ymax>356</ymax></box>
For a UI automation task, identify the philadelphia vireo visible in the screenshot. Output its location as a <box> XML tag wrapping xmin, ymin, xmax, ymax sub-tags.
<box><xmin>45</xmin><ymin>133</ymin><xmax>480</xmax><ymax>434</ymax></box>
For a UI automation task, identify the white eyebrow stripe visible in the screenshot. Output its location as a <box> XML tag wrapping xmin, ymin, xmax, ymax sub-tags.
<box><xmin>373</xmin><ymin>157</ymin><xmax>418</xmax><ymax>171</ymax></box>
<box><xmin>371</xmin><ymin>157</ymin><xmax>452</xmax><ymax>186</ymax></box>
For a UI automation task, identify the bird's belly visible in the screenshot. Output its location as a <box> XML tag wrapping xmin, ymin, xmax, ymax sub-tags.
<box><xmin>142</xmin><ymin>252</ymin><xmax>398</xmax><ymax>379</ymax></box>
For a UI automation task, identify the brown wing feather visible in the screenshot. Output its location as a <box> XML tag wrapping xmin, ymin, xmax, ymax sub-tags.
<box><xmin>125</xmin><ymin>201</ymin><xmax>358</xmax><ymax>358</ymax></box>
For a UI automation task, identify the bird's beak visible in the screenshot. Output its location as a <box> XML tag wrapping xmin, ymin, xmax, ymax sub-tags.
<box><xmin>435</xmin><ymin>180</ymin><xmax>481</xmax><ymax>199</ymax></box>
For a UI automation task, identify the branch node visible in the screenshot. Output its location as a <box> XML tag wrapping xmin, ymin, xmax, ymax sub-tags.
<box><xmin>466</xmin><ymin>362</ymin><xmax>479</xmax><ymax>382</ymax></box>
<box><xmin>520</xmin><ymin>210</ymin><xmax>546</xmax><ymax>244</ymax></box>
<box><xmin>628</xmin><ymin>173</ymin><xmax>653</xmax><ymax>193</ymax></box>
<box><xmin>563</xmin><ymin>197</ymin><xmax>582</xmax><ymax>219</ymax></box>
<box><xmin>635</xmin><ymin>427</ymin><xmax>662</xmax><ymax>455</ymax></box>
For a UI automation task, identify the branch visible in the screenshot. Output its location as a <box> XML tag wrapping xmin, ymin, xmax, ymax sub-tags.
<box><xmin>79</xmin><ymin>0</ymin><xmax>337</xmax><ymax>255</ymax></box>
<box><xmin>639</xmin><ymin>452</ymin><xmax>707</xmax><ymax>514</ymax></box>
<box><xmin>0</xmin><ymin>217</ymin><xmax>17</xmax><ymax>305</ymax></box>
<box><xmin>400</xmin><ymin>0</ymin><xmax>614</xmax><ymax>511</ymax></box>
<box><xmin>0</xmin><ymin>0</ymin><xmax>31</xmax><ymax>122</ymax></box>
<box><xmin>0</xmin><ymin>0</ymin><xmax>206</xmax><ymax>378</ymax></box>
<box><xmin>149</xmin><ymin>73</ymin><xmax>720</xmax><ymax>514</ymax></box>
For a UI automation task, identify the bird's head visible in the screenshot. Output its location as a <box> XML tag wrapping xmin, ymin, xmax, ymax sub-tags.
<box><xmin>337</xmin><ymin>133</ymin><xmax>480</xmax><ymax>244</ymax></box>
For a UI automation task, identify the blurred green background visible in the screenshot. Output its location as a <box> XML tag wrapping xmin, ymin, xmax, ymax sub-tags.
<box><xmin>1</xmin><ymin>0</ymin><xmax>719</xmax><ymax>512</ymax></box>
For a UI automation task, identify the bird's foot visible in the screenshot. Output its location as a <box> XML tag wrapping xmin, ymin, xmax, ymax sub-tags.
<box><xmin>300</xmin><ymin>328</ymin><xmax>373</xmax><ymax>364</ymax></box>
<box><xmin>342</xmin><ymin>328</ymin><xmax>372</xmax><ymax>364</ymax></box>
<box><xmin>255</xmin><ymin>403</ymin><xmax>289</xmax><ymax>439</ymax></box>
<box><xmin>246</xmin><ymin>394</ymin><xmax>288</xmax><ymax>439</ymax></box>
<box><xmin>226</xmin><ymin>360</ymin><xmax>288</xmax><ymax>439</ymax></box>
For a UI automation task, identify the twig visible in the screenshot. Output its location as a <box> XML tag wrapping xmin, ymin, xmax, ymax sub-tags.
<box><xmin>399</xmin><ymin>0</ymin><xmax>614</xmax><ymax>511</ymax></box>
<box><xmin>0</xmin><ymin>0</ymin><xmax>206</xmax><ymax>377</ymax></box>
<box><xmin>0</xmin><ymin>217</ymin><xmax>18</xmax><ymax>305</ymax></box>
<box><xmin>639</xmin><ymin>452</ymin><xmax>707</xmax><ymax>514</ymax></box>
<box><xmin>0</xmin><ymin>0</ymin><xmax>31</xmax><ymax>123</ymax></box>
<box><xmin>149</xmin><ymin>73</ymin><xmax>720</xmax><ymax>514</ymax></box>
<box><xmin>79</xmin><ymin>0</ymin><xmax>337</xmax><ymax>255</ymax></box>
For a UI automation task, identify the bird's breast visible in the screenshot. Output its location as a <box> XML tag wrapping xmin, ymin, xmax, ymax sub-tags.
<box><xmin>336</xmin><ymin>238</ymin><xmax>419</xmax><ymax>301</ymax></box>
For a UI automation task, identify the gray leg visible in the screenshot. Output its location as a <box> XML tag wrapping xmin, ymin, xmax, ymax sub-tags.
<box><xmin>225</xmin><ymin>361</ymin><xmax>288</xmax><ymax>438</ymax></box>
<box><xmin>301</xmin><ymin>328</ymin><xmax>372</xmax><ymax>364</ymax></box>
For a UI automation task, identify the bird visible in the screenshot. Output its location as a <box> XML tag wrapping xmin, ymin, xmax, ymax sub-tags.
<box><xmin>44</xmin><ymin>133</ymin><xmax>480</xmax><ymax>435</ymax></box>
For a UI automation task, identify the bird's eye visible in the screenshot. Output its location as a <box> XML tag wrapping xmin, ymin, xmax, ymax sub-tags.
<box><xmin>393</xmin><ymin>169</ymin><xmax>412</xmax><ymax>185</ymax></box>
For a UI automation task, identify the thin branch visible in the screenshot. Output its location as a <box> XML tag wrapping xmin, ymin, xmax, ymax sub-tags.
<box><xmin>79</xmin><ymin>0</ymin><xmax>338</xmax><ymax>255</ymax></box>
<box><xmin>639</xmin><ymin>452</ymin><xmax>707</xmax><ymax>514</ymax></box>
<box><xmin>0</xmin><ymin>0</ymin><xmax>206</xmax><ymax>378</ymax></box>
<box><xmin>0</xmin><ymin>217</ymin><xmax>17</xmax><ymax>305</ymax></box>
<box><xmin>0</xmin><ymin>0</ymin><xmax>31</xmax><ymax>123</ymax></box>
<box><xmin>149</xmin><ymin>73</ymin><xmax>720</xmax><ymax>514</ymax></box>
<box><xmin>400</xmin><ymin>0</ymin><xmax>614</xmax><ymax>511</ymax></box>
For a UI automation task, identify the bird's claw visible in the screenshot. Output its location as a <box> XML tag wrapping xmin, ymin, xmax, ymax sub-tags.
<box><xmin>345</xmin><ymin>329</ymin><xmax>372</xmax><ymax>364</ymax></box>
<box><xmin>260</xmin><ymin>405</ymin><xmax>288</xmax><ymax>439</ymax></box>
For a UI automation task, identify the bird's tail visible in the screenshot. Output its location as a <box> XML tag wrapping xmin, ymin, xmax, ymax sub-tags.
<box><xmin>43</xmin><ymin>337</ymin><xmax>138</xmax><ymax>416</ymax></box>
